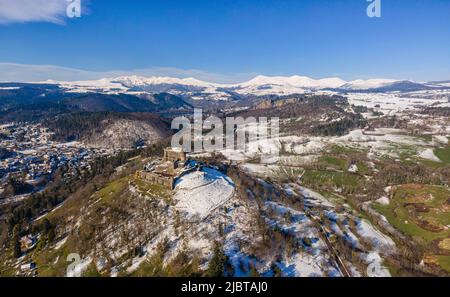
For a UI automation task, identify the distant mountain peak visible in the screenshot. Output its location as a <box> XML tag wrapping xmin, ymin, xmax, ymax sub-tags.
<box><xmin>29</xmin><ymin>74</ymin><xmax>450</xmax><ymax>101</ymax></box>
<box><xmin>340</xmin><ymin>78</ymin><xmax>399</xmax><ymax>90</ymax></box>
<box><xmin>238</xmin><ymin>75</ymin><xmax>347</xmax><ymax>89</ymax></box>
<box><xmin>112</xmin><ymin>75</ymin><xmax>215</xmax><ymax>88</ymax></box>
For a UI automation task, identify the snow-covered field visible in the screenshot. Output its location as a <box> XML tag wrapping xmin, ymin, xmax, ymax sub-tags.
<box><xmin>174</xmin><ymin>167</ymin><xmax>235</xmax><ymax>219</ymax></box>
<box><xmin>419</xmin><ymin>148</ymin><xmax>441</xmax><ymax>162</ymax></box>
<box><xmin>231</xmin><ymin>125</ymin><xmax>447</xmax><ymax>169</ymax></box>
<box><xmin>347</xmin><ymin>92</ymin><xmax>448</xmax><ymax>116</ymax></box>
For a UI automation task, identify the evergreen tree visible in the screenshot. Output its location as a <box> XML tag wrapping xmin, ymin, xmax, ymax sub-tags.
<box><xmin>249</xmin><ymin>262</ymin><xmax>260</xmax><ymax>277</ymax></box>
<box><xmin>271</xmin><ymin>262</ymin><xmax>282</xmax><ymax>277</ymax></box>
<box><xmin>205</xmin><ymin>241</ymin><xmax>226</xmax><ymax>277</ymax></box>
<box><xmin>12</xmin><ymin>225</ymin><xmax>21</xmax><ymax>258</ymax></box>
<box><xmin>42</xmin><ymin>218</ymin><xmax>55</xmax><ymax>243</ymax></box>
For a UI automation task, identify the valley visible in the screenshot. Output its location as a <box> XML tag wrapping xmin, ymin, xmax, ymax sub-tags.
<box><xmin>0</xmin><ymin>75</ymin><xmax>449</xmax><ymax>277</ymax></box>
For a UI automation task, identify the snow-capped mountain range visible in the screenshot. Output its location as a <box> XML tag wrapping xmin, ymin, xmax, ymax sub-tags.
<box><xmin>45</xmin><ymin>75</ymin><xmax>450</xmax><ymax>101</ymax></box>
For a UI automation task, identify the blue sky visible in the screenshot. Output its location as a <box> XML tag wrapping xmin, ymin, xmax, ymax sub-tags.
<box><xmin>0</xmin><ymin>0</ymin><xmax>449</xmax><ymax>82</ymax></box>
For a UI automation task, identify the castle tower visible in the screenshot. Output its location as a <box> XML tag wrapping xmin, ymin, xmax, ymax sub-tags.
<box><xmin>163</xmin><ymin>148</ymin><xmax>187</xmax><ymax>163</ymax></box>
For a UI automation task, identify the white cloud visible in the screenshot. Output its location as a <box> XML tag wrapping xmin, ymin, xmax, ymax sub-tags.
<box><xmin>0</xmin><ymin>0</ymin><xmax>70</xmax><ymax>24</ymax></box>
<box><xmin>0</xmin><ymin>63</ymin><xmax>258</xmax><ymax>84</ymax></box>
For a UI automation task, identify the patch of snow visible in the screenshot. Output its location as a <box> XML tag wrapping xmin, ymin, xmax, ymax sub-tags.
<box><xmin>348</xmin><ymin>164</ymin><xmax>358</xmax><ymax>173</ymax></box>
<box><xmin>174</xmin><ymin>168</ymin><xmax>235</xmax><ymax>219</ymax></box>
<box><xmin>285</xmin><ymin>253</ymin><xmax>330</xmax><ymax>277</ymax></box>
<box><xmin>293</xmin><ymin>185</ymin><xmax>334</xmax><ymax>208</ymax></box>
<box><xmin>54</xmin><ymin>236</ymin><xmax>68</xmax><ymax>250</ymax></box>
<box><xmin>355</xmin><ymin>219</ymin><xmax>395</xmax><ymax>251</ymax></box>
<box><xmin>433</xmin><ymin>135</ymin><xmax>449</xmax><ymax>145</ymax></box>
<box><xmin>376</xmin><ymin>196</ymin><xmax>390</xmax><ymax>206</ymax></box>
<box><xmin>364</xmin><ymin>252</ymin><xmax>391</xmax><ymax>277</ymax></box>
<box><xmin>419</xmin><ymin>148</ymin><xmax>441</xmax><ymax>162</ymax></box>
<box><xmin>67</xmin><ymin>256</ymin><xmax>92</xmax><ymax>277</ymax></box>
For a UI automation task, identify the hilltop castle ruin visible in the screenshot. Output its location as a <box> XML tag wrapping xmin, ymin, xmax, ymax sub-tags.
<box><xmin>137</xmin><ymin>148</ymin><xmax>188</xmax><ymax>190</ymax></box>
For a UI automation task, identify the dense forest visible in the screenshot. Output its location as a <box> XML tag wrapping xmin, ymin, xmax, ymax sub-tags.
<box><xmin>43</xmin><ymin>112</ymin><xmax>172</xmax><ymax>142</ymax></box>
<box><xmin>421</xmin><ymin>107</ymin><xmax>450</xmax><ymax>117</ymax></box>
<box><xmin>0</xmin><ymin>84</ymin><xmax>193</xmax><ymax>124</ymax></box>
